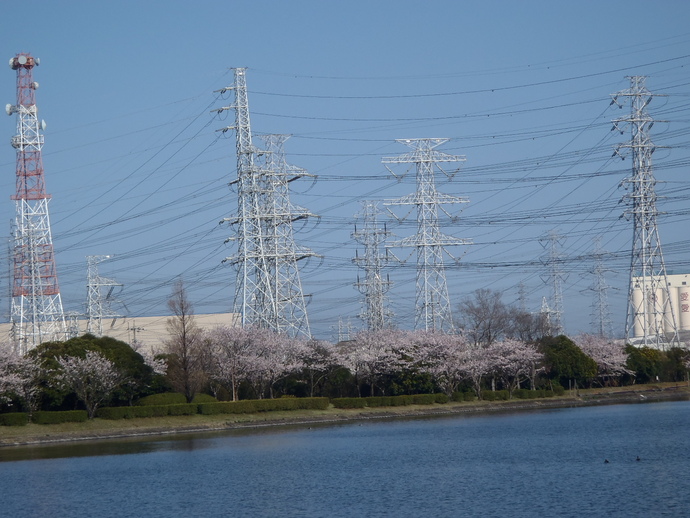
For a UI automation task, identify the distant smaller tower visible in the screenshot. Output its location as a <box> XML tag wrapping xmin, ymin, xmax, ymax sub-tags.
<box><xmin>352</xmin><ymin>201</ymin><xmax>393</xmax><ymax>331</ymax></box>
<box><xmin>86</xmin><ymin>255</ymin><xmax>123</xmax><ymax>336</ymax></box>
<box><xmin>540</xmin><ymin>231</ymin><xmax>566</xmax><ymax>336</ymax></box>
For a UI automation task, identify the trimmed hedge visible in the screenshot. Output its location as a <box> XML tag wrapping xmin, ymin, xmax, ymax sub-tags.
<box><xmin>96</xmin><ymin>404</ymin><xmax>194</xmax><ymax>420</ymax></box>
<box><xmin>136</xmin><ymin>393</ymin><xmax>217</xmax><ymax>406</ymax></box>
<box><xmin>167</xmin><ymin>403</ymin><xmax>200</xmax><ymax>416</ymax></box>
<box><xmin>32</xmin><ymin>410</ymin><xmax>88</xmax><ymax>424</ymax></box>
<box><xmin>98</xmin><ymin>397</ymin><xmax>331</xmax><ymax>419</ymax></box>
<box><xmin>331</xmin><ymin>398</ymin><xmax>367</xmax><ymax>409</ymax></box>
<box><xmin>0</xmin><ymin>412</ymin><xmax>29</xmax><ymax>426</ymax></box>
<box><xmin>513</xmin><ymin>389</ymin><xmax>558</xmax><ymax>399</ymax></box>
<box><xmin>199</xmin><ymin>397</ymin><xmax>330</xmax><ymax>415</ymax></box>
<box><xmin>332</xmin><ymin>394</ymin><xmax>448</xmax><ymax>409</ymax></box>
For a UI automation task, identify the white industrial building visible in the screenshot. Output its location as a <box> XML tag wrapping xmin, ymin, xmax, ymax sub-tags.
<box><xmin>0</xmin><ymin>312</ymin><xmax>239</xmax><ymax>355</ymax></box>
<box><xmin>631</xmin><ymin>273</ymin><xmax>690</xmax><ymax>341</ymax></box>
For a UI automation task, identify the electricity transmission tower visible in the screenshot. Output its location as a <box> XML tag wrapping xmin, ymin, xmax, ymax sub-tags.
<box><xmin>540</xmin><ymin>231</ymin><xmax>566</xmax><ymax>336</ymax></box>
<box><xmin>586</xmin><ymin>237</ymin><xmax>614</xmax><ymax>338</ymax></box>
<box><xmin>6</xmin><ymin>53</ymin><xmax>66</xmax><ymax>353</ymax></box>
<box><xmin>334</xmin><ymin>317</ymin><xmax>353</xmax><ymax>342</ymax></box>
<box><xmin>352</xmin><ymin>201</ymin><xmax>393</xmax><ymax>331</ymax></box>
<box><xmin>612</xmin><ymin>76</ymin><xmax>679</xmax><ymax>348</ymax></box>
<box><xmin>86</xmin><ymin>255</ymin><xmax>123</xmax><ymax>336</ymax></box>
<box><xmin>540</xmin><ymin>296</ymin><xmax>554</xmax><ymax>336</ymax></box>
<box><xmin>216</xmin><ymin>68</ymin><xmax>315</xmax><ymax>338</ymax></box>
<box><xmin>383</xmin><ymin>138</ymin><xmax>470</xmax><ymax>333</ymax></box>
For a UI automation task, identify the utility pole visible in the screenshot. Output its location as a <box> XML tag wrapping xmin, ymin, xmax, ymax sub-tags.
<box><xmin>352</xmin><ymin>200</ymin><xmax>393</xmax><ymax>331</ymax></box>
<box><xmin>540</xmin><ymin>230</ymin><xmax>566</xmax><ymax>336</ymax></box>
<box><xmin>216</xmin><ymin>68</ymin><xmax>315</xmax><ymax>338</ymax></box>
<box><xmin>383</xmin><ymin>138</ymin><xmax>471</xmax><ymax>332</ymax></box>
<box><xmin>6</xmin><ymin>53</ymin><xmax>66</xmax><ymax>353</ymax></box>
<box><xmin>85</xmin><ymin>255</ymin><xmax>122</xmax><ymax>337</ymax></box>
<box><xmin>612</xmin><ymin>76</ymin><xmax>679</xmax><ymax>348</ymax></box>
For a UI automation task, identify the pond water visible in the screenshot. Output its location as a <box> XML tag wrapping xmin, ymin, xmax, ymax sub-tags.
<box><xmin>1</xmin><ymin>400</ymin><xmax>688</xmax><ymax>517</ymax></box>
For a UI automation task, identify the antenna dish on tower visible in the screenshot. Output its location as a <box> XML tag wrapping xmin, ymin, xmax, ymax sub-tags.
<box><xmin>17</xmin><ymin>55</ymin><xmax>27</xmax><ymax>65</ymax></box>
<box><xmin>5</xmin><ymin>103</ymin><xmax>12</xmax><ymax>116</ymax></box>
<box><xmin>41</xmin><ymin>120</ymin><xmax>46</xmax><ymax>131</ymax></box>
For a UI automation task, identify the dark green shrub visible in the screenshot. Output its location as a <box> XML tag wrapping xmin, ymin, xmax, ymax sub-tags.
<box><xmin>143</xmin><ymin>405</ymin><xmax>171</xmax><ymax>418</ymax></box>
<box><xmin>331</xmin><ymin>398</ymin><xmax>367</xmax><ymax>409</ymax></box>
<box><xmin>95</xmin><ymin>406</ymin><xmax>132</xmax><ymax>419</ymax></box>
<box><xmin>411</xmin><ymin>394</ymin><xmax>437</xmax><ymax>405</ymax></box>
<box><xmin>434</xmin><ymin>393</ymin><xmax>449</xmax><ymax>404</ymax></box>
<box><xmin>167</xmin><ymin>403</ymin><xmax>199</xmax><ymax>416</ymax></box>
<box><xmin>365</xmin><ymin>397</ymin><xmax>385</xmax><ymax>407</ymax></box>
<box><xmin>463</xmin><ymin>391</ymin><xmax>475</xmax><ymax>402</ymax></box>
<box><xmin>451</xmin><ymin>391</ymin><xmax>464</xmax><ymax>402</ymax></box>
<box><xmin>482</xmin><ymin>391</ymin><xmax>496</xmax><ymax>401</ymax></box>
<box><xmin>513</xmin><ymin>389</ymin><xmax>528</xmax><ymax>399</ymax></box>
<box><xmin>494</xmin><ymin>390</ymin><xmax>509</xmax><ymax>401</ymax></box>
<box><xmin>33</xmin><ymin>410</ymin><xmax>88</xmax><ymax>424</ymax></box>
<box><xmin>199</xmin><ymin>397</ymin><xmax>329</xmax><ymax>415</ymax></box>
<box><xmin>0</xmin><ymin>413</ymin><xmax>29</xmax><ymax>426</ymax></box>
<box><xmin>392</xmin><ymin>395</ymin><xmax>413</xmax><ymax>406</ymax></box>
<box><xmin>137</xmin><ymin>393</ymin><xmax>216</xmax><ymax>406</ymax></box>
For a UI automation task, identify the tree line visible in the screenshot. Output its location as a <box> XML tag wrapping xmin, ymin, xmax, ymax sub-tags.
<box><xmin>1</xmin><ymin>284</ymin><xmax>689</xmax><ymax>419</ymax></box>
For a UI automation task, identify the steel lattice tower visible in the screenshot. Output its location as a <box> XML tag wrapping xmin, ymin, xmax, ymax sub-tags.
<box><xmin>352</xmin><ymin>200</ymin><xmax>393</xmax><ymax>331</ymax></box>
<box><xmin>6</xmin><ymin>53</ymin><xmax>66</xmax><ymax>353</ymax></box>
<box><xmin>383</xmin><ymin>138</ymin><xmax>470</xmax><ymax>332</ymax></box>
<box><xmin>217</xmin><ymin>68</ymin><xmax>314</xmax><ymax>338</ymax></box>
<box><xmin>588</xmin><ymin>237</ymin><xmax>614</xmax><ymax>338</ymax></box>
<box><xmin>540</xmin><ymin>231</ymin><xmax>566</xmax><ymax>336</ymax></box>
<box><xmin>86</xmin><ymin>255</ymin><xmax>123</xmax><ymax>336</ymax></box>
<box><xmin>612</xmin><ymin>76</ymin><xmax>679</xmax><ymax>348</ymax></box>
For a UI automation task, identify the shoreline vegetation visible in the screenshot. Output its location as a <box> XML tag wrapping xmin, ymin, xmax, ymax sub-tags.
<box><xmin>1</xmin><ymin>383</ymin><xmax>688</xmax><ymax>449</ymax></box>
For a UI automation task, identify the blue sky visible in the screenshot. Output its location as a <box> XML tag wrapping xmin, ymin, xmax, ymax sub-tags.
<box><xmin>2</xmin><ymin>0</ymin><xmax>689</xmax><ymax>340</ymax></box>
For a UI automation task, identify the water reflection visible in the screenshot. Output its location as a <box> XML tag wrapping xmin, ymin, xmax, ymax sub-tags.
<box><xmin>0</xmin><ymin>422</ymin><xmax>338</xmax><ymax>463</ymax></box>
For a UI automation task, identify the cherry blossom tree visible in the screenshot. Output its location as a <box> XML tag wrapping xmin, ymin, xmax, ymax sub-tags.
<box><xmin>412</xmin><ymin>330</ymin><xmax>467</xmax><ymax>396</ymax></box>
<box><xmin>0</xmin><ymin>347</ymin><xmax>42</xmax><ymax>414</ymax></box>
<box><xmin>573</xmin><ymin>334</ymin><xmax>631</xmax><ymax>387</ymax></box>
<box><xmin>54</xmin><ymin>351</ymin><xmax>126</xmax><ymax>418</ymax></box>
<box><xmin>296</xmin><ymin>338</ymin><xmax>337</xmax><ymax>397</ymax></box>
<box><xmin>247</xmin><ymin>329</ymin><xmax>302</xmax><ymax>399</ymax></box>
<box><xmin>207</xmin><ymin>325</ymin><xmax>257</xmax><ymax>401</ymax></box>
<box><xmin>460</xmin><ymin>344</ymin><xmax>498</xmax><ymax>400</ymax></box>
<box><xmin>340</xmin><ymin>329</ymin><xmax>408</xmax><ymax>397</ymax></box>
<box><xmin>491</xmin><ymin>339</ymin><xmax>543</xmax><ymax>395</ymax></box>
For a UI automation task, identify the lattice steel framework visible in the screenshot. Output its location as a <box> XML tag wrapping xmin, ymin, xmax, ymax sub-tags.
<box><xmin>86</xmin><ymin>255</ymin><xmax>123</xmax><ymax>336</ymax></box>
<box><xmin>539</xmin><ymin>231</ymin><xmax>566</xmax><ymax>336</ymax></box>
<box><xmin>6</xmin><ymin>53</ymin><xmax>66</xmax><ymax>353</ymax></box>
<box><xmin>383</xmin><ymin>139</ymin><xmax>470</xmax><ymax>332</ymax></box>
<box><xmin>217</xmin><ymin>68</ymin><xmax>314</xmax><ymax>338</ymax></box>
<box><xmin>612</xmin><ymin>76</ymin><xmax>679</xmax><ymax>348</ymax></box>
<box><xmin>588</xmin><ymin>237</ymin><xmax>614</xmax><ymax>338</ymax></box>
<box><xmin>352</xmin><ymin>201</ymin><xmax>393</xmax><ymax>331</ymax></box>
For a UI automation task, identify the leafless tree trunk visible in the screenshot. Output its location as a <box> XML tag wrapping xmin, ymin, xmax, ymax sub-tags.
<box><xmin>164</xmin><ymin>280</ymin><xmax>207</xmax><ymax>403</ymax></box>
<box><xmin>458</xmin><ymin>289</ymin><xmax>510</xmax><ymax>347</ymax></box>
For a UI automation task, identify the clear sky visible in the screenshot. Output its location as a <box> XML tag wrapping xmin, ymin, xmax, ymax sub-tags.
<box><xmin>2</xmin><ymin>0</ymin><xmax>689</xmax><ymax>340</ymax></box>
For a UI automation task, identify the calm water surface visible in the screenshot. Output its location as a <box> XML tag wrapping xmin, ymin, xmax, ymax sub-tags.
<box><xmin>1</xmin><ymin>400</ymin><xmax>688</xmax><ymax>517</ymax></box>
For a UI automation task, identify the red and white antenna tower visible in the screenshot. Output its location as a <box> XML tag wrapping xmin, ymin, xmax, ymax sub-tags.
<box><xmin>6</xmin><ymin>53</ymin><xmax>66</xmax><ymax>353</ymax></box>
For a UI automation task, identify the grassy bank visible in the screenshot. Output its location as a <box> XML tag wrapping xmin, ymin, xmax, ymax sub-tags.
<box><xmin>1</xmin><ymin>383</ymin><xmax>688</xmax><ymax>447</ymax></box>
